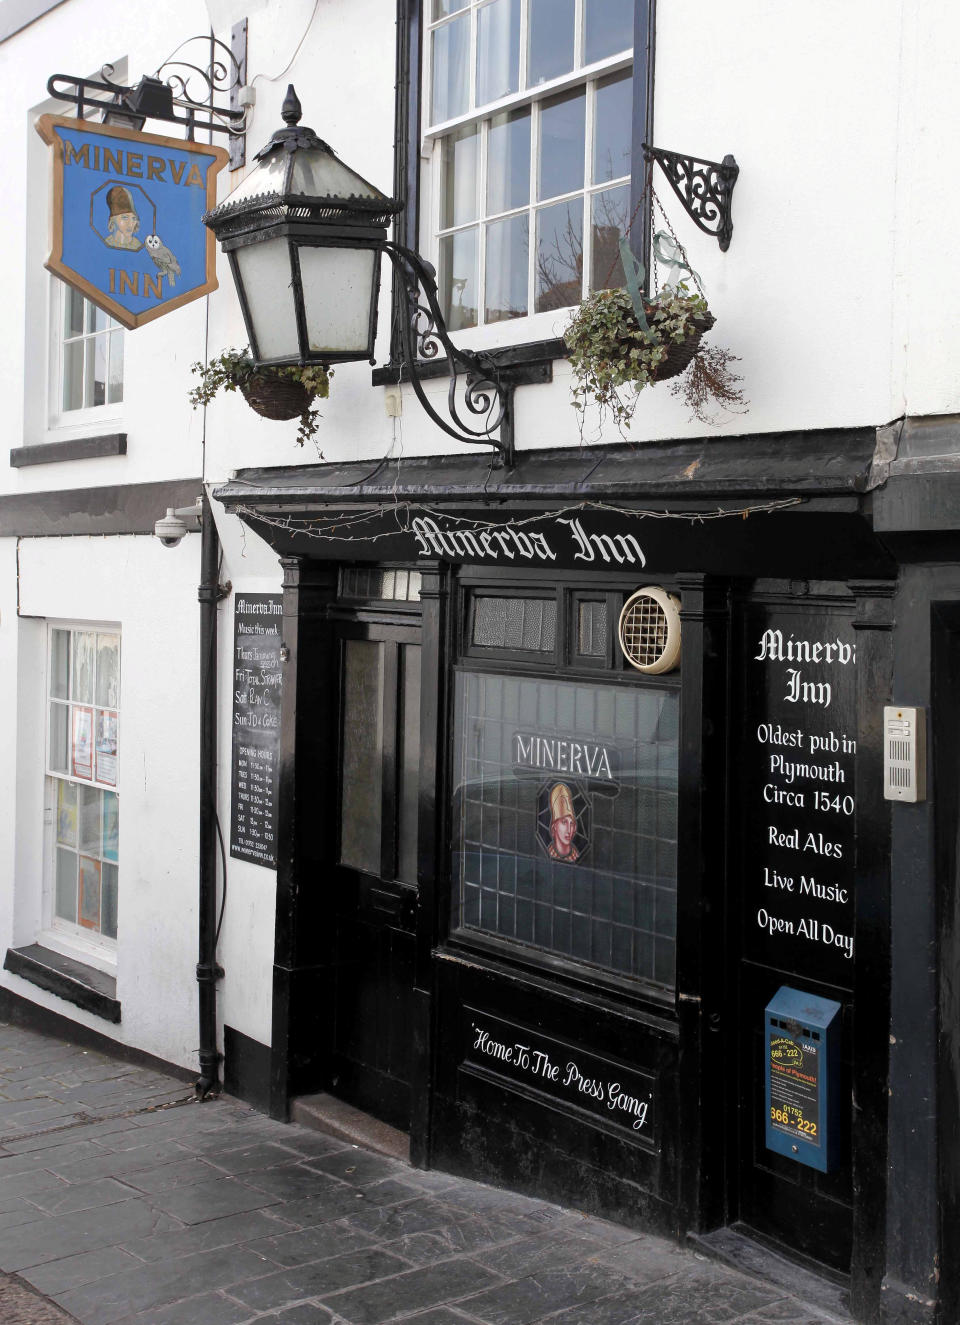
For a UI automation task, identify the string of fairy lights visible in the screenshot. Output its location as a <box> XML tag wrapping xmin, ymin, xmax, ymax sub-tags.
<box><xmin>228</xmin><ymin>496</ymin><xmax>805</xmax><ymax>546</ymax></box>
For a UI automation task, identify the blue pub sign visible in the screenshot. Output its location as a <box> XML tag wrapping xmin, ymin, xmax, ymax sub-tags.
<box><xmin>37</xmin><ymin>115</ymin><xmax>228</xmax><ymax>330</ymax></box>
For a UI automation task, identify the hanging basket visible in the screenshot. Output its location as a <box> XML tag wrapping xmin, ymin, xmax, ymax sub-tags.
<box><xmin>647</xmin><ymin>311</ymin><xmax>716</xmax><ymax>383</ymax></box>
<box><xmin>239</xmin><ymin>374</ymin><xmax>316</xmax><ymax>421</ymax></box>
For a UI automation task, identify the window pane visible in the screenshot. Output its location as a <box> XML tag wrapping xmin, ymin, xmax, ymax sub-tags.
<box><xmin>56</xmin><ymin>848</ymin><xmax>77</xmax><ymax>923</ymax></box>
<box><xmin>441</xmin><ymin>125</ymin><xmax>479</xmax><ymax>229</ymax></box>
<box><xmin>528</xmin><ymin>0</ymin><xmax>574</xmax><ymax>86</ymax></box>
<box><xmin>578</xmin><ymin>601</ymin><xmax>608</xmax><ymax>656</ymax></box>
<box><xmin>452</xmin><ymin>672</ymin><xmax>679</xmax><ymax>984</ymax></box>
<box><xmin>57</xmin><ymin>780</ymin><xmax>78</xmax><ymax>847</ymax></box>
<box><xmin>91</xmin><ymin>334</ymin><xmax>107</xmax><ymax>407</ymax></box>
<box><xmin>79</xmin><ymin>857</ymin><xmax>101</xmax><ymax>930</ymax></box>
<box><xmin>487</xmin><ymin>107</ymin><xmax>530</xmax><ymax>214</ymax></box>
<box><xmin>51</xmin><ymin>629</ymin><xmax>70</xmax><ymax>700</ymax></box>
<box><xmin>585</xmin><ymin>0</ymin><xmax>634</xmax><ymax>63</ymax></box>
<box><xmin>397</xmin><ymin>644</ymin><xmax>421</xmax><ymax>886</ymax></box>
<box><xmin>590</xmin><ymin>184</ymin><xmax>629</xmax><ymax>292</ymax></box>
<box><xmin>339</xmin><ymin>640</ymin><xmax>383</xmax><ymax>874</ymax></box>
<box><xmin>431</xmin><ymin>13</ymin><xmax>470</xmax><ymax>123</ymax></box>
<box><xmin>78</xmin><ymin>785</ymin><xmax>101</xmax><ymax>855</ymax></box>
<box><xmin>439</xmin><ymin>228</ymin><xmax>479</xmax><ymax>330</ymax></box>
<box><xmin>86</xmin><ymin>301</ymin><xmax>108</xmax><ymax>334</ymax></box>
<box><xmin>535</xmin><ymin>198</ymin><xmax>584</xmax><ymax>312</ymax></box>
<box><xmin>108</xmin><ymin>331</ymin><xmax>123</xmax><ymax>405</ymax></box>
<box><xmin>594</xmin><ymin>70</ymin><xmax>633</xmax><ymax>183</ymax></box>
<box><xmin>64</xmin><ymin>286</ymin><xmax>84</xmax><ymax>337</ymax></box>
<box><xmin>102</xmin><ymin>791</ymin><xmax>119</xmax><ymax>863</ymax></box>
<box><xmin>433</xmin><ymin>0</ymin><xmax>468</xmax><ymax>15</ymax></box>
<box><xmin>539</xmin><ymin>88</ymin><xmax>585</xmax><ymax>200</ymax></box>
<box><xmin>485</xmin><ymin>213</ymin><xmax>529</xmax><ymax>322</ymax></box>
<box><xmin>473</xmin><ymin>596</ymin><xmax>557</xmax><ymax>650</ymax></box>
<box><xmin>96</xmin><ymin>634</ymin><xmax>120</xmax><ymax>709</ymax></box>
<box><xmin>72</xmin><ymin>632</ymin><xmax>96</xmax><ymax>703</ymax></box>
<box><xmin>477</xmin><ymin>0</ymin><xmax>520</xmax><ymax>106</ymax></box>
<box><xmin>63</xmin><ymin>340</ymin><xmax>84</xmax><ymax>411</ymax></box>
<box><xmin>49</xmin><ymin>703</ymin><xmax>69</xmax><ymax>773</ymax></box>
<box><xmin>101</xmin><ymin>863</ymin><xmax>118</xmax><ymax>939</ymax></box>
<box><xmin>96</xmin><ymin>710</ymin><xmax>118</xmax><ymax>787</ymax></box>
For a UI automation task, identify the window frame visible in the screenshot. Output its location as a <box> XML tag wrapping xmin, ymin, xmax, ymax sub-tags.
<box><xmin>447</xmin><ymin>571</ymin><xmax>681</xmax><ymax>1009</ymax></box>
<box><xmin>47</xmin><ymin>278</ymin><xmax>125</xmax><ymax>435</ymax></box>
<box><xmin>387</xmin><ymin>0</ymin><xmax>655</xmax><ymax>364</ymax></box>
<box><xmin>41</xmin><ymin>620</ymin><xmax>121</xmax><ymax>974</ymax></box>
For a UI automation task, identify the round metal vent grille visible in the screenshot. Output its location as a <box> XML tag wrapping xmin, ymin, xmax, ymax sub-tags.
<box><xmin>618</xmin><ymin>587</ymin><xmax>682</xmax><ymax>674</ymax></box>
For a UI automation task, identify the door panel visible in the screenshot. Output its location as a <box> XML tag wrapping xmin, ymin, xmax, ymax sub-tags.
<box><xmin>729</xmin><ymin>595</ymin><xmax>855</xmax><ymax>1274</ymax></box>
<box><xmin>331</xmin><ymin>619</ymin><xmax>421</xmax><ymax>1130</ymax></box>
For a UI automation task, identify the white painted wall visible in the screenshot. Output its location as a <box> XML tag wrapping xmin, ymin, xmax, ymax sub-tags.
<box><xmin>5</xmin><ymin>535</ymin><xmax>201</xmax><ymax>1066</ymax></box>
<box><xmin>0</xmin><ymin>0</ymin><xmax>957</xmax><ymax>1071</ymax></box>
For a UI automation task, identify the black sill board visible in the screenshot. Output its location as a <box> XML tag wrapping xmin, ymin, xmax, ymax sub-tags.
<box><xmin>11</xmin><ymin>434</ymin><xmax>127</xmax><ymax>468</ymax></box>
<box><xmin>4</xmin><ymin>944</ymin><xmax>120</xmax><ymax>1023</ymax></box>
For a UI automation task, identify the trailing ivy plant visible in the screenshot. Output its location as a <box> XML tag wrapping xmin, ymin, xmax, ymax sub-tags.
<box><xmin>564</xmin><ymin>283</ymin><xmax>747</xmax><ymax>432</ymax></box>
<box><xmin>189</xmin><ymin>347</ymin><xmax>331</xmax><ymax>448</ymax></box>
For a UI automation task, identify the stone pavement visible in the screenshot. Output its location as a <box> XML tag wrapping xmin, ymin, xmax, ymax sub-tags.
<box><xmin>0</xmin><ymin>1018</ymin><xmax>852</xmax><ymax>1325</ymax></box>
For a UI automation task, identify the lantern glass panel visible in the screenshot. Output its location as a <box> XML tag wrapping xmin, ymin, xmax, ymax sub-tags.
<box><xmin>222</xmin><ymin>152</ymin><xmax>287</xmax><ymax>208</ymax></box>
<box><xmin>234</xmin><ymin>238</ymin><xmax>299</xmax><ymax>360</ymax></box>
<box><xmin>290</xmin><ymin>151</ymin><xmax>385</xmax><ymax>201</ymax></box>
<box><xmin>298</xmin><ymin>245</ymin><xmax>378</xmax><ymax>355</ymax></box>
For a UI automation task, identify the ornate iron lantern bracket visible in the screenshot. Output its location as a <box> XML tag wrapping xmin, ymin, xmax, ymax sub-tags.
<box><xmin>384</xmin><ymin>242</ymin><xmax>515</xmax><ymax>469</ymax></box>
<box><xmin>46</xmin><ymin>32</ymin><xmax>247</xmax><ymax>152</ymax></box>
<box><xmin>643</xmin><ymin>145</ymin><xmax>739</xmax><ymax>251</ymax></box>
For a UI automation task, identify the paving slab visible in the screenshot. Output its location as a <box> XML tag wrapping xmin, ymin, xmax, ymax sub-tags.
<box><xmin>0</xmin><ymin>1017</ymin><xmax>851</xmax><ymax>1325</ymax></box>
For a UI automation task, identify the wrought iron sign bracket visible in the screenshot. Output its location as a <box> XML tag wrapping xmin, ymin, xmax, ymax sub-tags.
<box><xmin>643</xmin><ymin>145</ymin><xmax>740</xmax><ymax>251</ymax></box>
<box><xmin>47</xmin><ymin>31</ymin><xmax>248</xmax><ymax>153</ymax></box>
<box><xmin>384</xmin><ymin>241</ymin><xmax>516</xmax><ymax>470</ymax></box>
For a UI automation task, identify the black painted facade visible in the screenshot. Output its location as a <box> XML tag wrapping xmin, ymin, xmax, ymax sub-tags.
<box><xmin>215</xmin><ymin>423</ymin><xmax>960</xmax><ymax>1324</ymax></box>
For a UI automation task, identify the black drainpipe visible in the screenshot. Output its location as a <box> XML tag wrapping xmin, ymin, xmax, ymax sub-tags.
<box><xmin>196</xmin><ymin>489</ymin><xmax>225</xmax><ymax>1098</ymax></box>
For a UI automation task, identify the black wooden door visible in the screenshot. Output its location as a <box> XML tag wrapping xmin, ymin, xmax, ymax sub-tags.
<box><xmin>330</xmin><ymin>618</ymin><xmax>422</xmax><ymax>1131</ymax></box>
<box><xmin>729</xmin><ymin>594</ymin><xmax>856</xmax><ymax>1275</ymax></box>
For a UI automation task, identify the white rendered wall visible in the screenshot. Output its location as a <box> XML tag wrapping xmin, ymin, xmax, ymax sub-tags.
<box><xmin>3</xmin><ymin>0</ymin><xmax>957</xmax><ymax>488</ymax></box>
<box><xmin>213</xmin><ymin>500</ymin><xmax>282</xmax><ymax>1051</ymax></box>
<box><xmin>7</xmin><ymin>534</ymin><xmax>203</xmax><ymax>1069</ymax></box>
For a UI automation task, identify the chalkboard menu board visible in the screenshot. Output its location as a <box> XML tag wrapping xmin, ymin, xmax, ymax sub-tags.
<box><xmin>230</xmin><ymin>593</ymin><xmax>283</xmax><ymax>867</ymax></box>
<box><xmin>740</xmin><ymin>603</ymin><xmax>857</xmax><ymax>989</ymax></box>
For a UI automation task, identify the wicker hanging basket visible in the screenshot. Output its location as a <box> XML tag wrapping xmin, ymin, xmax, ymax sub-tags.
<box><xmin>239</xmin><ymin>374</ymin><xmax>316</xmax><ymax>421</ymax></box>
<box><xmin>646</xmin><ymin>311</ymin><xmax>716</xmax><ymax>383</ymax></box>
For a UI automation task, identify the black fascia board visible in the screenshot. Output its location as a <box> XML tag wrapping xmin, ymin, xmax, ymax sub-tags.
<box><xmin>215</xmin><ymin>428</ymin><xmax>880</xmax><ymax>510</ymax></box>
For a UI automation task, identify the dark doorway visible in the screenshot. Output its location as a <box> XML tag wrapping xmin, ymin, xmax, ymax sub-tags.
<box><xmin>328</xmin><ymin>595</ymin><xmax>422</xmax><ymax>1131</ymax></box>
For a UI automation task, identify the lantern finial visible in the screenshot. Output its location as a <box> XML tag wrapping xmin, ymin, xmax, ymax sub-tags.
<box><xmin>281</xmin><ymin>85</ymin><xmax>302</xmax><ymax>127</ymax></box>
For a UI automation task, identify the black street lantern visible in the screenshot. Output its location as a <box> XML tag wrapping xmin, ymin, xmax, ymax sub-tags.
<box><xmin>206</xmin><ymin>86</ymin><xmax>517</xmax><ymax>464</ymax></box>
<box><xmin>204</xmin><ymin>85</ymin><xmax>401</xmax><ymax>368</ymax></box>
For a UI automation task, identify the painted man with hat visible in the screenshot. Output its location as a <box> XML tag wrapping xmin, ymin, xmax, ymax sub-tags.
<box><xmin>104</xmin><ymin>184</ymin><xmax>142</xmax><ymax>251</ymax></box>
<box><xmin>547</xmin><ymin>782</ymin><xmax>580</xmax><ymax>862</ymax></box>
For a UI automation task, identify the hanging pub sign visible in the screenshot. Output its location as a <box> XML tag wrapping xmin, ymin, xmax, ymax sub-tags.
<box><xmin>36</xmin><ymin>115</ymin><xmax>228</xmax><ymax>329</ymax></box>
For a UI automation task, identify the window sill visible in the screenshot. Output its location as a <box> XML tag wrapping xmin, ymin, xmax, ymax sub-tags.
<box><xmin>3</xmin><ymin>944</ymin><xmax>120</xmax><ymax>1022</ymax></box>
<box><xmin>371</xmin><ymin>337</ymin><xmax>566</xmax><ymax>388</ymax></box>
<box><xmin>11</xmin><ymin>434</ymin><xmax>127</xmax><ymax>468</ymax></box>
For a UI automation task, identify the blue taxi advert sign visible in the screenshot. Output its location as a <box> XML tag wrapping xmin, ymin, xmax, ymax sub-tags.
<box><xmin>37</xmin><ymin>114</ymin><xmax>228</xmax><ymax>330</ymax></box>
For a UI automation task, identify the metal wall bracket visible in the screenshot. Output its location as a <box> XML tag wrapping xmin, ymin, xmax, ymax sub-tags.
<box><xmin>643</xmin><ymin>145</ymin><xmax>739</xmax><ymax>251</ymax></box>
<box><xmin>47</xmin><ymin>32</ymin><xmax>247</xmax><ymax>151</ymax></box>
<box><xmin>228</xmin><ymin>20</ymin><xmax>248</xmax><ymax>170</ymax></box>
<box><xmin>384</xmin><ymin>241</ymin><xmax>515</xmax><ymax>469</ymax></box>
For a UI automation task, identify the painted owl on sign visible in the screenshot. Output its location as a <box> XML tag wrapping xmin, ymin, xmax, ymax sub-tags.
<box><xmin>144</xmin><ymin>234</ymin><xmax>181</xmax><ymax>287</ymax></box>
